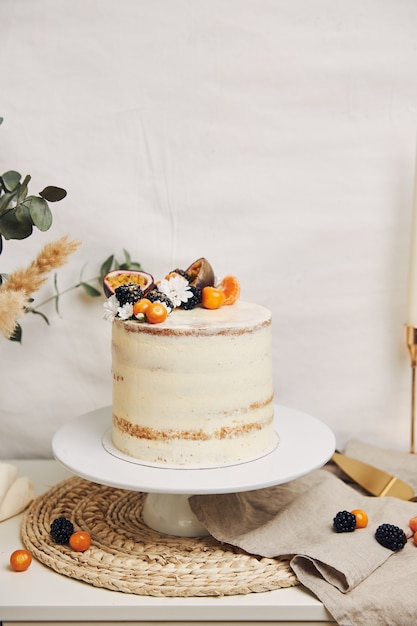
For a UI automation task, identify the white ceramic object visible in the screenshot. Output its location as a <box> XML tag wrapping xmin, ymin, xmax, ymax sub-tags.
<box><xmin>141</xmin><ymin>493</ymin><xmax>209</xmax><ymax>537</ymax></box>
<box><xmin>52</xmin><ymin>404</ymin><xmax>335</xmax><ymax>536</ymax></box>
<box><xmin>52</xmin><ymin>405</ymin><xmax>335</xmax><ymax>493</ymax></box>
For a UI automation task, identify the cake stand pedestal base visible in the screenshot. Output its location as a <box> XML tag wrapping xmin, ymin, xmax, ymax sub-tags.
<box><xmin>142</xmin><ymin>493</ymin><xmax>209</xmax><ymax>537</ymax></box>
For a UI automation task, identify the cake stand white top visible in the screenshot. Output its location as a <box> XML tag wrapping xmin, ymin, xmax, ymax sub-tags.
<box><xmin>52</xmin><ymin>405</ymin><xmax>335</xmax><ymax>495</ymax></box>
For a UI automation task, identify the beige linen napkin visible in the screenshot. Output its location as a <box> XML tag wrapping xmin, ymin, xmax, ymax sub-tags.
<box><xmin>0</xmin><ymin>463</ymin><xmax>34</xmax><ymax>521</ymax></box>
<box><xmin>190</xmin><ymin>443</ymin><xmax>417</xmax><ymax>626</ymax></box>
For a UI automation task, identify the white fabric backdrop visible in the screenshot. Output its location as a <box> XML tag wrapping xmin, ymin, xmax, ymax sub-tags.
<box><xmin>1</xmin><ymin>0</ymin><xmax>417</xmax><ymax>458</ymax></box>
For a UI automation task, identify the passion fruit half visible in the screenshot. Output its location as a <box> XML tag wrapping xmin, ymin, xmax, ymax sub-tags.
<box><xmin>185</xmin><ymin>258</ymin><xmax>215</xmax><ymax>290</ymax></box>
<box><xmin>103</xmin><ymin>270</ymin><xmax>155</xmax><ymax>298</ymax></box>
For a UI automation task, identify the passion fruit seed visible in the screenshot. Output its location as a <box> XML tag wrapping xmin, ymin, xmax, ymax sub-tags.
<box><xmin>185</xmin><ymin>258</ymin><xmax>215</xmax><ymax>290</ymax></box>
<box><xmin>103</xmin><ymin>270</ymin><xmax>154</xmax><ymax>298</ymax></box>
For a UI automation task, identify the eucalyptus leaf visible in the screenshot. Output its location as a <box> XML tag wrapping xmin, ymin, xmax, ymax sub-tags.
<box><xmin>123</xmin><ymin>249</ymin><xmax>132</xmax><ymax>265</ymax></box>
<box><xmin>80</xmin><ymin>282</ymin><xmax>101</xmax><ymax>297</ymax></box>
<box><xmin>17</xmin><ymin>176</ymin><xmax>30</xmax><ymax>202</ymax></box>
<box><xmin>14</xmin><ymin>203</ymin><xmax>33</xmax><ymax>226</ymax></box>
<box><xmin>0</xmin><ymin>209</ymin><xmax>33</xmax><ymax>239</ymax></box>
<box><xmin>119</xmin><ymin>261</ymin><xmax>143</xmax><ymax>271</ymax></box>
<box><xmin>100</xmin><ymin>255</ymin><xmax>114</xmax><ymax>281</ymax></box>
<box><xmin>24</xmin><ymin>196</ymin><xmax>53</xmax><ymax>231</ymax></box>
<box><xmin>1</xmin><ymin>170</ymin><xmax>21</xmax><ymax>193</ymax></box>
<box><xmin>39</xmin><ymin>186</ymin><xmax>67</xmax><ymax>202</ymax></box>
<box><xmin>0</xmin><ymin>192</ymin><xmax>13</xmax><ymax>215</ymax></box>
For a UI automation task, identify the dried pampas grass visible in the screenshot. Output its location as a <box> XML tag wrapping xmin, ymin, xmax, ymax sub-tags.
<box><xmin>0</xmin><ymin>289</ymin><xmax>28</xmax><ymax>338</ymax></box>
<box><xmin>0</xmin><ymin>236</ymin><xmax>81</xmax><ymax>339</ymax></box>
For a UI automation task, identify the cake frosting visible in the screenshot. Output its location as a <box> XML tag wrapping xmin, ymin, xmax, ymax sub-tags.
<box><xmin>111</xmin><ymin>301</ymin><xmax>275</xmax><ymax>466</ymax></box>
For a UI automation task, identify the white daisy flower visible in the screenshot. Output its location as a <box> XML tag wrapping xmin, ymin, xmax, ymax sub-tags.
<box><xmin>103</xmin><ymin>295</ymin><xmax>120</xmax><ymax>322</ymax></box>
<box><xmin>117</xmin><ymin>302</ymin><xmax>134</xmax><ymax>320</ymax></box>
<box><xmin>158</xmin><ymin>276</ymin><xmax>193</xmax><ymax>308</ymax></box>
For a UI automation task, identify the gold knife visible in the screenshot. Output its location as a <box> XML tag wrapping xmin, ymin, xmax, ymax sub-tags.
<box><xmin>332</xmin><ymin>452</ymin><xmax>415</xmax><ymax>501</ymax></box>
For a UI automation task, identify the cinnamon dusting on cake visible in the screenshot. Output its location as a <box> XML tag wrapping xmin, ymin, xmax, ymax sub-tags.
<box><xmin>117</xmin><ymin>316</ymin><xmax>271</xmax><ymax>337</ymax></box>
<box><xmin>217</xmin><ymin>394</ymin><xmax>274</xmax><ymax>416</ymax></box>
<box><xmin>113</xmin><ymin>413</ymin><xmax>273</xmax><ymax>442</ymax></box>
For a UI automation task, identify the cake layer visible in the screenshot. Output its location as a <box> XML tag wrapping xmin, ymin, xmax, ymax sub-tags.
<box><xmin>111</xmin><ymin>301</ymin><xmax>275</xmax><ymax>465</ymax></box>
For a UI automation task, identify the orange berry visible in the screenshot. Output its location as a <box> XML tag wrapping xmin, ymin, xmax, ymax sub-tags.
<box><xmin>218</xmin><ymin>275</ymin><xmax>240</xmax><ymax>305</ymax></box>
<box><xmin>414</xmin><ymin>530</ymin><xmax>417</xmax><ymax>546</ymax></box>
<box><xmin>146</xmin><ymin>302</ymin><xmax>168</xmax><ymax>324</ymax></box>
<box><xmin>69</xmin><ymin>531</ymin><xmax>91</xmax><ymax>552</ymax></box>
<box><xmin>133</xmin><ymin>298</ymin><xmax>151</xmax><ymax>317</ymax></box>
<box><xmin>351</xmin><ymin>509</ymin><xmax>368</xmax><ymax>529</ymax></box>
<box><xmin>10</xmin><ymin>549</ymin><xmax>32</xmax><ymax>572</ymax></box>
<box><xmin>409</xmin><ymin>516</ymin><xmax>417</xmax><ymax>533</ymax></box>
<box><xmin>202</xmin><ymin>286</ymin><xmax>226</xmax><ymax>310</ymax></box>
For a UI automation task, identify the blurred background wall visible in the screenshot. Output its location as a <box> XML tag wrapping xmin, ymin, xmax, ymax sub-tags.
<box><xmin>1</xmin><ymin>0</ymin><xmax>417</xmax><ymax>458</ymax></box>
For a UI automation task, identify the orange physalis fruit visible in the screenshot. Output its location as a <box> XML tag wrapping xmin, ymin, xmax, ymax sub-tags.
<box><xmin>10</xmin><ymin>549</ymin><xmax>32</xmax><ymax>571</ymax></box>
<box><xmin>409</xmin><ymin>516</ymin><xmax>417</xmax><ymax>533</ymax></box>
<box><xmin>69</xmin><ymin>531</ymin><xmax>91</xmax><ymax>552</ymax></box>
<box><xmin>351</xmin><ymin>509</ymin><xmax>368</xmax><ymax>529</ymax></box>
<box><xmin>202</xmin><ymin>286</ymin><xmax>226</xmax><ymax>310</ymax></box>
<box><xmin>414</xmin><ymin>530</ymin><xmax>417</xmax><ymax>546</ymax></box>
<box><xmin>218</xmin><ymin>275</ymin><xmax>240</xmax><ymax>305</ymax></box>
<box><xmin>133</xmin><ymin>298</ymin><xmax>152</xmax><ymax>317</ymax></box>
<box><xmin>146</xmin><ymin>302</ymin><xmax>168</xmax><ymax>324</ymax></box>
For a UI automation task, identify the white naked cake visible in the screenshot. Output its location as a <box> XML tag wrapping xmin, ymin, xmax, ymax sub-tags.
<box><xmin>104</xmin><ymin>259</ymin><xmax>275</xmax><ymax>466</ymax></box>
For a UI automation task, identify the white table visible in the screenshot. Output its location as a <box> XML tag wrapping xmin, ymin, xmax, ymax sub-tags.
<box><xmin>0</xmin><ymin>460</ymin><xmax>335</xmax><ymax>625</ymax></box>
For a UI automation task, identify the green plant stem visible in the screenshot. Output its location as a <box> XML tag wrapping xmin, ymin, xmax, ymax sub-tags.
<box><xmin>31</xmin><ymin>276</ymin><xmax>101</xmax><ymax>311</ymax></box>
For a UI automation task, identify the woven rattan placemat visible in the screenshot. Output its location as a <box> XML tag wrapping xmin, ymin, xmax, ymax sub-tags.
<box><xmin>21</xmin><ymin>476</ymin><xmax>298</xmax><ymax>596</ymax></box>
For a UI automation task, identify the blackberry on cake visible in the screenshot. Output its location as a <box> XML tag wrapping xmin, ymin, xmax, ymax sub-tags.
<box><xmin>115</xmin><ymin>282</ymin><xmax>143</xmax><ymax>306</ymax></box>
<box><xmin>180</xmin><ymin>285</ymin><xmax>202</xmax><ymax>310</ymax></box>
<box><xmin>146</xmin><ymin>289</ymin><xmax>174</xmax><ymax>312</ymax></box>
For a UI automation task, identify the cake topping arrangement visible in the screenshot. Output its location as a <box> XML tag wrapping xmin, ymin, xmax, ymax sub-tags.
<box><xmin>103</xmin><ymin>257</ymin><xmax>240</xmax><ymax>324</ymax></box>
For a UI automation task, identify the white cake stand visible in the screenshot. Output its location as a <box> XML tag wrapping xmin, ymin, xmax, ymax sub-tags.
<box><xmin>52</xmin><ymin>405</ymin><xmax>335</xmax><ymax>537</ymax></box>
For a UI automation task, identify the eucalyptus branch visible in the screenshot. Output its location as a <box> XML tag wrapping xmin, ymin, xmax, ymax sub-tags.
<box><xmin>28</xmin><ymin>274</ymin><xmax>102</xmax><ymax>315</ymax></box>
<box><xmin>20</xmin><ymin>249</ymin><xmax>142</xmax><ymax>333</ymax></box>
